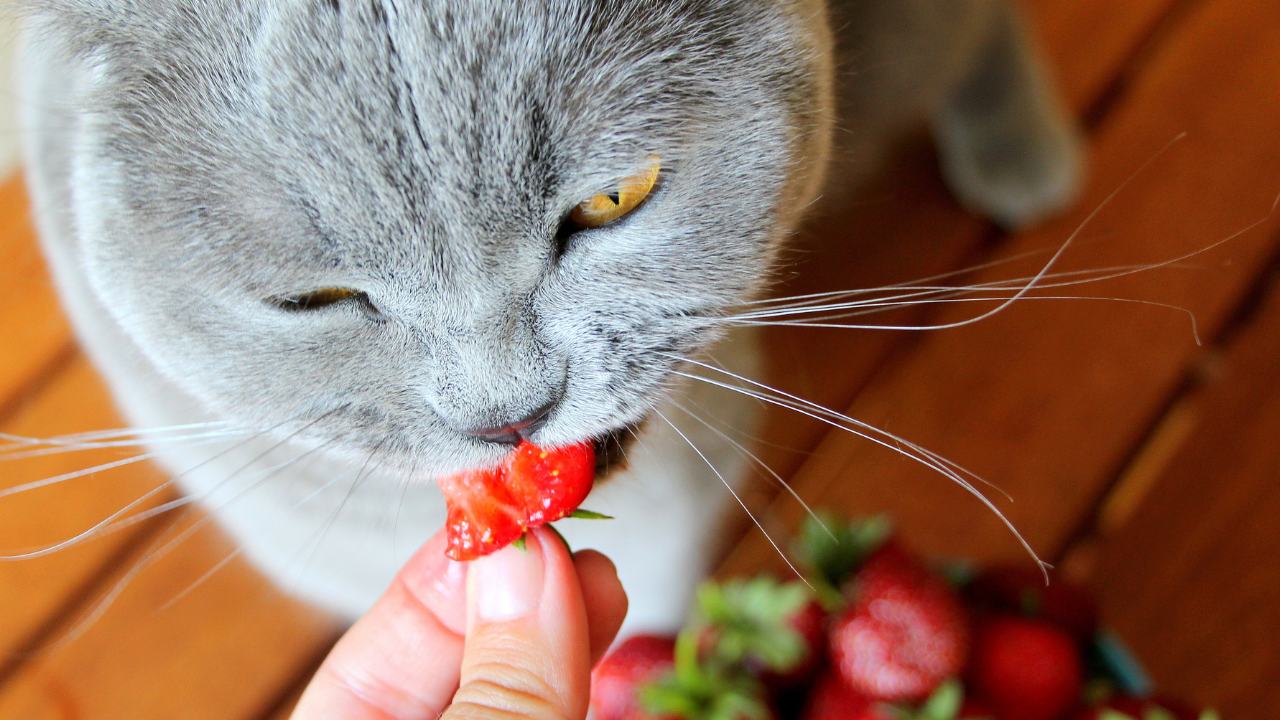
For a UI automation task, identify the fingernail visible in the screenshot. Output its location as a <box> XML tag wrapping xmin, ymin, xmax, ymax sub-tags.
<box><xmin>425</xmin><ymin>553</ymin><xmax>468</xmax><ymax>601</ymax></box>
<box><xmin>401</xmin><ymin>530</ymin><xmax>469</xmax><ymax>633</ymax></box>
<box><xmin>473</xmin><ymin>533</ymin><xmax>545</xmax><ymax>621</ymax></box>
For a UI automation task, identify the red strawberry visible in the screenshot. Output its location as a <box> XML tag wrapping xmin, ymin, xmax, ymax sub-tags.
<box><xmin>829</xmin><ymin>543</ymin><xmax>968</xmax><ymax>702</ymax></box>
<box><xmin>804</xmin><ymin>677</ymin><xmax>986</xmax><ymax>720</ymax></box>
<box><xmin>966</xmin><ymin>565</ymin><xmax>1099</xmax><ymax>643</ymax></box>
<box><xmin>959</xmin><ymin>696</ymin><xmax>999</xmax><ymax>719</ymax></box>
<box><xmin>437</xmin><ymin>439</ymin><xmax>595</xmax><ymax>560</ymax></box>
<box><xmin>770</xmin><ymin>598</ymin><xmax>829</xmax><ymax>687</ymax></box>
<box><xmin>969</xmin><ymin>617</ymin><xmax>1083</xmax><ymax>720</ymax></box>
<box><xmin>592</xmin><ymin>635</ymin><xmax>679</xmax><ymax>720</ymax></box>
<box><xmin>802</xmin><ymin>673</ymin><xmax>884</xmax><ymax>720</ymax></box>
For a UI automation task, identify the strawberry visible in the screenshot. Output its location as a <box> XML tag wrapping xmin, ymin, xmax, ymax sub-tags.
<box><xmin>592</xmin><ymin>635</ymin><xmax>679</xmax><ymax>720</ymax></box>
<box><xmin>804</xmin><ymin>677</ymin><xmax>986</xmax><ymax>720</ymax></box>
<box><xmin>965</xmin><ymin>565</ymin><xmax>1098</xmax><ymax>643</ymax></box>
<box><xmin>959</xmin><ymin>696</ymin><xmax>999</xmax><ymax>719</ymax></box>
<box><xmin>777</xmin><ymin>598</ymin><xmax>829</xmax><ymax>686</ymax></box>
<box><xmin>969</xmin><ymin>616</ymin><xmax>1083</xmax><ymax>720</ymax></box>
<box><xmin>691</xmin><ymin>578</ymin><xmax>826</xmax><ymax>688</ymax></box>
<box><xmin>437</xmin><ymin>438</ymin><xmax>595</xmax><ymax>560</ymax></box>
<box><xmin>829</xmin><ymin>542</ymin><xmax>968</xmax><ymax>702</ymax></box>
<box><xmin>802</xmin><ymin>673</ymin><xmax>883</xmax><ymax>720</ymax></box>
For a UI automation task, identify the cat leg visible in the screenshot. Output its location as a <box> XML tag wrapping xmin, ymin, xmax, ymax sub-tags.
<box><xmin>931</xmin><ymin>2</ymin><xmax>1085</xmax><ymax>230</ymax></box>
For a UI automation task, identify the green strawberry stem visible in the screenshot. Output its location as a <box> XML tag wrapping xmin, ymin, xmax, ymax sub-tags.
<box><xmin>881</xmin><ymin>680</ymin><xmax>975</xmax><ymax>720</ymax></box>
<box><xmin>916</xmin><ymin>680</ymin><xmax>963</xmax><ymax>720</ymax></box>
<box><xmin>692</xmin><ymin>578</ymin><xmax>812</xmax><ymax>672</ymax></box>
<box><xmin>510</xmin><ymin>524</ymin><xmax>573</xmax><ymax>555</ymax></box>
<box><xmin>505</xmin><ymin>507</ymin><xmax>609</xmax><ymax>555</ymax></box>
<box><xmin>638</xmin><ymin>625</ymin><xmax>771</xmax><ymax>720</ymax></box>
<box><xmin>793</xmin><ymin>512</ymin><xmax>892</xmax><ymax>611</ymax></box>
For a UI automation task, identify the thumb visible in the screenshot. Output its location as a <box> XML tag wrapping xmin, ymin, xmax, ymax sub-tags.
<box><xmin>444</xmin><ymin>527</ymin><xmax>594</xmax><ymax>720</ymax></box>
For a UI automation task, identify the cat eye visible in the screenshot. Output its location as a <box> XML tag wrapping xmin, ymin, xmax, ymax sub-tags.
<box><xmin>567</xmin><ymin>156</ymin><xmax>661</xmax><ymax>230</ymax></box>
<box><xmin>271</xmin><ymin>288</ymin><xmax>373</xmax><ymax>313</ymax></box>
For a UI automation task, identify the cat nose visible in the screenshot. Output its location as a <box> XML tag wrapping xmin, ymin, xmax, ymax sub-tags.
<box><xmin>464</xmin><ymin>400</ymin><xmax>556</xmax><ymax>446</ymax></box>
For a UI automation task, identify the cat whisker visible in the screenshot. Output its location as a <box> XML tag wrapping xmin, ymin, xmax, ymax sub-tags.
<box><xmin>0</xmin><ymin>420</ymin><xmax>238</xmax><ymax>447</ymax></box>
<box><xmin>289</xmin><ymin>440</ymin><xmax>388</xmax><ymax>593</ymax></box>
<box><xmin>662</xmin><ymin>355</ymin><xmax>1046</xmax><ymax>576</ymax></box>
<box><xmin>50</xmin><ymin>434</ymin><xmax>339</xmax><ymax>650</ymax></box>
<box><xmin>0</xmin><ymin>408</ymin><xmax>343</xmax><ymax>560</ymax></box>
<box><xmin>0</xmin><ymin>430</ymin><xmax>251</xmax><ymax>462</ymax></box>
<box><xmin>655</xmin><ymin>408</ymin><xmax>813</xmax><ymax>588</ymax></box>
<box><xmin>0</xmin><ymin>417</ymin><xmax>240</xmax><ymax>450</ymax></box>
<box><xmin>728</xmin><ymin>295</ymin><xmax>1203</xmax><ymax>344</ymax></box>
<box><xmin>674</xmin><ymin>369</ymin><xmax>1041</xmax><ymax>571</ymax></box>
<box><xmin>93</xmin><ymin>441</ymin><xmax>342</xmax><ymax>546</ymax></box>
<box><xmin>0</xmin><ymin>434</ymin><xmax>245</xmax><ymax>502</ymax></box>
<box><xmin>669</xmin><ymin>356</ymin><xmax>1015</xmax><ymax>502</ymax></box>
<box><xmin>739</xmin><ymin>146</ymin><xmax>1280</xmax><ymax>334</ymax></box>
<box><xmin>737</xmin><ymin>244</ymin><xmax>1067</xmax><ymax>309</ymax></box>
<box><xmin>151</xmin><ymin>441</ymin><xmax>341</xmax><ymax>614</ymax></box>
<box><xmin>730</xmin><ymin>264</ymin><xmax>1187</xmax><ymax>319</ymax></box>
<box><xmin>666</xmin><ymin>398</ymin><xmax>835</xmax><ymax>540</ymax></box>
<box><xmin>729</xmin><ymin>254</ymin><xmax>1223</xmax><ymax>323</ymax></box>
<box><xmin>154</xmin><ymin>546</ymin><xmax>243</xmax><ymax>614</ymax></box>
<box><xmin>391</xmin><ymin>467</ymin><xmax>416</xmax><ymax>571</ymax></box>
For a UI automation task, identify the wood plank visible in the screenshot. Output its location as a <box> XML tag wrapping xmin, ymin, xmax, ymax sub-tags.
<box><xmin>0</xmin><ymin>355</ymin><xmax>170</xmax><ymax>669</ymax></box>
<box><xmin>720</xmin><ymin>0</ymin><xmax>1280</xmax><ymax>576</ymax></box>
<box><xmin>1086</xmin><ymin>266</ymin><xmax>1280</xmax><ymax>717</ymax></box>
<box><xmin>0</xmin><ymin>508</ymin><xmax>341</xmax><ymax>720</ymax></box>
<box><xmin>0</xmin><ymin>351</ymin><xmax>342</xmax><ymax>719</ymax></box>
<box><xmin>0</xmin><ymin>174</ymin><xmax>74</xmax><ymax>414</ymax></box>
<box><xmin>732</xmin><ymin>0</ymin><xmax>1185</xmax><ymax>535</ymax></box>
<box><xmin>1021</xmin><ymin>0</ymin><xmax>1181</xmax><ymax>114</ymax></box>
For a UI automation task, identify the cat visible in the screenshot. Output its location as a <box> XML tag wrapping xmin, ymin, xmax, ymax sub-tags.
<box><xmin>16</xmin><ymin>0</ymin><xmax>1081</xmax><ymax>635</ymax></box>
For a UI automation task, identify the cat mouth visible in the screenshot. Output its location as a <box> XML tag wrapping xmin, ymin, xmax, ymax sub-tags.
<box><xmin>593</xmin><ymin>421</ymin><xmax>642</xmax><ymax>482</ymax></box>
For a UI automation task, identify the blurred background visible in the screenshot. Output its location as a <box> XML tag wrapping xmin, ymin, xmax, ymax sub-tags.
<box><xmin>2</xmin><ymin>0</ymin><xmax>1279</xmax><ymax>718</ymax></box>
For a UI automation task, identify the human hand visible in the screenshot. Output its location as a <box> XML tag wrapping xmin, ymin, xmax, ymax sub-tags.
<box><xmin>291</xmin><ymin>526</ymin><xmax>628</xmax><ymax>720</ymax></box>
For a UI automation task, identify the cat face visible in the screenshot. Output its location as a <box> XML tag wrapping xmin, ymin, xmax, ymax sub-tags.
<box><xmin>57</xmin><ymin>0</ymin><xmax>832</xmax><ymax>477</ymax></box>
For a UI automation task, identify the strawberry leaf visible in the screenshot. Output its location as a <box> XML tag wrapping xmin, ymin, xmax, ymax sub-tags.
<box><xmin>793</xmin><ymin>512</ymin><xmax>892</xmax><ymax>610</ymax></box>
<box><xmin>693</xmin><ymin>578</ymin><xmax>811</xmax><ymax>672</ymax></box>
<box><xmin>638</xmin><ymin>626</ymin><xmax>771</xmax><ymax>720</ymax></box>
<box><xmin>640</xmin><ymin>622</ymin><xmax>768</xmax><ymax>717</ymax></box>
<box><xmin>919</xmin><ymin>680</ymin><xmax>963</xmax><ymax>720</ymax></box>
<box><xmin>569</xmin><ymin>508</ymin><xmax>613</xmax><ymax>520</ymax></box>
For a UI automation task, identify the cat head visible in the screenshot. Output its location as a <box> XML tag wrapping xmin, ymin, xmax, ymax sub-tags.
<box><xmin>32</xmin><ymin>0</ymin><xmax>833</xmax><ymax>477</ymax></box>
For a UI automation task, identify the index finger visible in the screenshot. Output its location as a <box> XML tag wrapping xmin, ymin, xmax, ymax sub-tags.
<box><xmin>292</xmin><ymin>529</ymin><xmax>469</xmax><ymax>720</ymax></box>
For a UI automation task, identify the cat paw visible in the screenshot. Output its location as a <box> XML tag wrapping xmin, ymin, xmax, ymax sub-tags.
<box><xmin>935</xmin><ymin>101</ymin><xmax>1086</xmax><ymax>230</ymax></box>
<box><xmin>931</xmin><ymin>3</ymin><xmax>1087</xmax><ymax>231</ymax></box>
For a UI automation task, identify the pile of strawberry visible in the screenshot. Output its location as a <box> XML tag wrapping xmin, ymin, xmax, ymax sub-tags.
<box><xmin>592</xmin><ymin>514</ymin><xmax>1218</xmax><ymax>720</ymax></box>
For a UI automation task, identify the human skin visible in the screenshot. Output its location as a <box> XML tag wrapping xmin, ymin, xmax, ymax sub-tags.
<box><xmin>292</xmin><ymin>526</ymin><xmax>629</xmax><ymax>720</ymax></box>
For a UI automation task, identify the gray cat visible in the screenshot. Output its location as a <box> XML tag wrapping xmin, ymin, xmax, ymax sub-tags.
<box><xmin>17</xmin><ymin>0</ymin><xmax>1080</xmax><ymax>634</ymax></box>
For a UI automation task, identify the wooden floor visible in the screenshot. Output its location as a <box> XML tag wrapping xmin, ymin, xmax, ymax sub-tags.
<box><xmin>2</xmin><ymin>0</ymin><xmax>1280</xmax><ymax>717</ymax></box>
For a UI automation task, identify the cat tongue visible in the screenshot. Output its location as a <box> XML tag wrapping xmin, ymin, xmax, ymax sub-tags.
<box><xmin>438</xmin><ymin>439</ymin><xmax>596</xmax><ymax>561</ymax></box>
